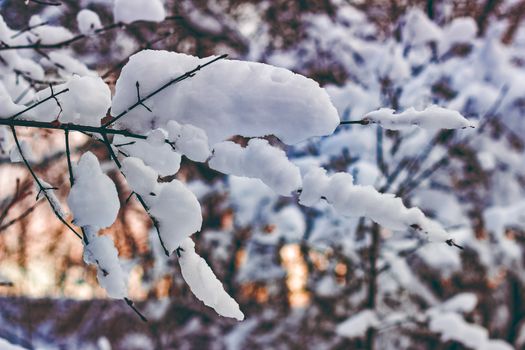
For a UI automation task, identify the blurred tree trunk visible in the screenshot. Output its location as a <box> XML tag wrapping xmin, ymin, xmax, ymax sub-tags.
<box><xmin>365</xmin><ymin>223</ymin><xmax>380</xmax><ymax>350</ymax></box>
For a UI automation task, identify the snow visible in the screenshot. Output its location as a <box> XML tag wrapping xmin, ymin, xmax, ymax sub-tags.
<box><xmin>402</xmin><ymin>8</ymin><xmax>442</xmax><ymax>46</ymax></box>
<box><xmin>113</xmin><ymin>135</ymin><xmax>181</xmax><ymax>177</ymax></box>
<box><xmin>441</xmin><ymin>293</ymin><xmax>478</xmax><ymax>313</ymax></box>
<box><xmin>271</xmin><ymin>206</ymin><xmax>305</xmax><ymax>241</ymax></box>
<box><xmin>121</xmin><ymin>157</ymin><xmax>158</xmax><ymax>196</ymax></box>
<box><xmin>228</xmin><ymin>176</ymin><xmax>276</xmax><ymax>227</ymax></box>
<box><xmin>0</xmin><ymin>338</ymin><xmax>27</xmax><ymax>350</ymax></box>
<box><xmin>336</xmin><ymin>310</ymin><xmax>380</xmax><ymax>338</ymax></box>
<box><xmin>83</xmin><ymin>227</ymin><xmax>128</xmax><ymax>299</ymax></box>
<box><xmin>166</xmin><ymin>121</ymin><xmax>211</xmax><ymax>162</ymax></box>
<box><xmin>37</xmin><ymin>178</ymin><xmax>66</xmax><ymax>218</ymax></box>
<box><xmin>297</xmin><ymin>167</ymin><xmax>331</xmax><ymax>207</ymax></box>
<box><xmin>299</xmin><ymin>168</ymin><xmax>450</xmax><ymax>242</ymax></box>
<box><xmin>209</xmin><ymin>139</ymin><xmax>302</xmax><ymax>196</ymax></box>
<box><xmin>46</xmin><ymin>51</ymin><xmax>93</xmax><ymax>77</ymax></box>
<box><xmin>417</xmin><ymin>242</ymin><xmax>461</xmax><ymax>275</ymax></box>
<box><xmin>147</xmin><ymin>181</ymin><xmax>203</xmax><ymax>253</ymax></box>
<box><xmin>178</xmin><ymin>238</ymin><xmax>244</xmax><ymax>321</ymax></box>
<box><xmin>0</xmin><ymin>86</ymin><xmax>24</xmax><ymax>118</ymax></box>
<box><xmin>113</xmin><ymin>0</ymin><xmax>166</xmax><ymax>24</ymax></box>
<box><xmin>111</xmin><ymin>50</ymin><xmax>340</xmax><ymax>145</ymax></box>
<box><xmin>429</xmin><ymin>312</ymin><xmax>512</xmax><ymax>350</ymax></box>
<box><xmin>440</xmin><ymin>17</ymin><xmax>478</xmax><ymax>54</ymax></box>
<box><xmin>67</xmin><ymin>152</ymin><xmax>120</xmax><ymax>228</ymax></box>
<box><xmin>77</xmin><ymin>9</ymin><xmax>102</xmax><ymax>35</ymax></box>
<box><xmin>145</xmin><ymin>128</ymin><xmax>167</xmax><ymax>148</ymax></box>
<box><xmin>26</xmin><ymin>16</ymin><xmax>74</xmax><ymax>45</ymax></box>
<box><xmin>364</xmin><ymin>105</ymin><xmax>475</xmax><ymax>130</ymax></box>
<box><xmin>430</xmin><ymin>312</ymin><xmax>488</xmax><ymax>348</ymax></box>
<box><xmin>26</xmin><ymin>75</ymin><xmax>111</xmax><ymax>126</ymax></box>
<box><xmin>481</xmin><ymin>340</ymin><xmax>514</xmax><ymax>350</ymax></box>
<box><xmin>58</xmin><ymin>76</ymin><xmax>111</xmax><ymax>125</ymax></box>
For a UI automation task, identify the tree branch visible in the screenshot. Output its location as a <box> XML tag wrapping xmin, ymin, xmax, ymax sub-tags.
<box><xmin>103</xmin><ymin>54</ymin><xmax>228</xmax><ymax>128</ymax></box>
<box><xmin>9</xmin><ymin>125</ymin><xmax>82</xmax><ymax>240</ymax></box>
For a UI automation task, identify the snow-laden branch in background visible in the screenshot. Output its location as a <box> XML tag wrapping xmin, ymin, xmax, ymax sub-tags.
<box><xmin>113</xmin><ymin>0</ymin><xmax>166</xmax><ymax>25</ymax></box>
<box><xmin>111</xmin><ymin>50</ymin><xmax>340</xmax><ymax>145</ymax></box>
<box><xmin>76</xmin><ymin>10</ymin><xmax>102</xmax><ymax>35</ymax></box>
<box><xmin>361</xmin><ymin>105</ymin><xmax>475</xmax><ymax>130</ymax></box>
<box><xmin>178</xmin><ymin>238</ymin><xmax>244</xmax><ymax>321</ymax></box>
<box><xmin>209</xmin><ymin>139</ymin><xmax>302</xmax><ymax>196</ymax></box>
<box><xmin>299</xmin><ymin>167</ymin><xmax>453</xmax><ymax>244</ymax></box>
<box><xmin>429</xmin><ymin>312</ymin><xmax>512</xmax><ymax>349</ymax></box>
<box><xmin>336</xmin><ymin>310</ymin><xmax>380</xmax><ymax>339</ymax></box>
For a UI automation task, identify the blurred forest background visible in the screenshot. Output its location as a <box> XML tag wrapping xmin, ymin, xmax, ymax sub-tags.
<box><xmin>2</xmin><ymin>0</ymin><xmax>525</xmax><ymax>349</ymax></box>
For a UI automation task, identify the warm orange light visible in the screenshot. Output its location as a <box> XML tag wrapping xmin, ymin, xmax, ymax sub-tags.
<box><xmin>280</xmin><ymin>244</ymin><xmax>310</xmax><ymax>308</ymax></box>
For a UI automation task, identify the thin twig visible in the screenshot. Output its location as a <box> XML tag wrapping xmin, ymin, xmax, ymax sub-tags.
<box><xmin>124</xmin><ymin>297</ymin><xmax>148</xmax><ymax>322</ymax></box>
<box><xmin>100</xmin><ymin>134</ymin><xmax>170</xmax><ymax>257</ymax></box>
<box><xmin>103</xmin><ymin>54</ymin><xmax>228</xmax><ymax>128</ymax></box>
<box><xmin>64</xmin><ymin>129</ymin><xmax>75</xmax><ymax>186</ymax></box>
<box><xmin>339</xmin><ymin>119</ymin><xmax>370</xmax><ymax>125</ymax></box>
<box><xmin>9</xmin><ymin>125</ymin><xmax>82</xmax><ymax>240</ymax></box>
<box><xmin>8</xmin><ymin>88</ymin><xmax>69</xmax><ymax>120</ymax></box>
<box><xmin>0</xmin><ymin>22</ymin><xmax>121</xmax><ymax>51</ymax></box>
<box><xmin>28</xmin><ymin>0</ymin><xmax>61</xmax><ymax>6</ymax></box>
<box><xmin>0</xmin><ymin>202</ymin><xmax>41</xmax><ymax>232</ymax></box>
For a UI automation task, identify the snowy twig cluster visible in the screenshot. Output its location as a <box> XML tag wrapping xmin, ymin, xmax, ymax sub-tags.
<box><xmin>0</xmin><ymin>0</ymin><xmax>476</xmax><ymax>327</ymax></box>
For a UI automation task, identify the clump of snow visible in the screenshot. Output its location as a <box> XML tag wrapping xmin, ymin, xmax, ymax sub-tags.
<box><xmin>299</xmin><ymin>167</ymin><xmax>450</xmax><ymax>242</ymax></box>
<box><xmin>121</xmin><ymin>157</ymin><xmax>159</xmax><ymax>196</ymax></box>
<box><xmin>0</xmin><ymin>86</ymin><xmax>24</xmax><ymax>118</ymax></box>
<box><xmin>402</xmin><ymin>8</ymin><xmax>442</xmax><ymax>46</ymax></box>
<box><xmin>429</xmin><ymin>312</ymin><xmax>512</xmax><ymax>350</ymax></box>
<box><xmin>145</xmin><ymin>128</ymin><xmax>167</xmax><ymax>148</ymax></box>
<box><xmin>209</xmin><ymin>139</ymin><xmax>302</xmax><ymax>196</ymax></box>
<box><xmin>271</xmin><ymin>206</ymin><xmax>305</xmax><ymax>241</ymax></box>
<box><xmin>166</xmin><ymin>121</ymin><xmax>211</xmax><ymax>162</ymax></box>
<box><xmin>45</xmin><ymin>52</ymin><xmax>93</xmax><ymax>77</ymax></box>
<box><xmin>26</xmin><ymin>75</ymin><xmax>111</xmax><ymax>126</ymax></box>
<box><xmin>111</xmin><ymin>50</ymin><xmax>340</xmax><ymax>145</ymax></box>
<box><xmin>113</xmin><ymin>0</ymin><xmax>166</xmax><ymax>24</ymax></box>
<box><xmin>440</xmin><ymin>293</ymin><xmax>478</xmax><ymax>314</ymax></box>
<box><xmin>363</xmin><ymin>105</ymin><xmax>475</xmax><ymax>130</ymax></box>
<box><xmin>228</xmin><ymin>176</ymin><xmax>277</xmax><ymax>227</ymax></box>
<box><xmin>83</xmin><ymin>227</ymin><xmax>128</xmax><ymax>299</ymax></box>
<box><xmin>147</xmin><ymin>181</ymin><xmax>202</xmax><ymax>253</ymax></box>
<box><xmin>113</xmin><ymin>135</ymin><xmax>181</xmax><ymax>177</ymax></box>
<box><xmin>67</xmin><ymin>152</ymin><xmax>120</xmax><ymax>228</ymax></box>
<box><xmin>77</xmin><ymin>9</ymin><xmax>102</xmax><ymax>35</ymax></box>
<box><xmin>26</xmin><ymin>15</ymin><xmax>74</xmax><ymax>45</ymax></box>
<box><xmin>59</xmin><ymin>76</ymin><xmax>111</xmax><ymax>125</ymax></box>
<box><xmin>336</xmin><ymin>310</ymin><xmax>380</xmax><ymax>338</ymax></box>
<box><xmin>0</xmin><ymin>338</ymin><xmax>27</xmax><ymax>350</ymax></box>
<box><xmin>178</xmin><ymin>238</ymin><xmax>244</xmax><ymax>320</ymax></box>
<box><xmin>439</xmin><ymin>17</ymin><xmax>478</xmax><ymax>54</ymax></box>
<box><xmin>417</xmin><ymin>242</ymin><xmax>461</xmax><ymax>275</ymax></box>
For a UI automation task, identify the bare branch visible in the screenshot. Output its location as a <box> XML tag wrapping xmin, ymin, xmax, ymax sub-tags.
<box><xmin>9</xmin><ymin>125</ymin><xmax>82</xmax><ymax>240</ymax></box>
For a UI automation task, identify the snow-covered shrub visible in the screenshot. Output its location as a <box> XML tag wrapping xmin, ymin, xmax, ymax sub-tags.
<box><xmin>0</xmin><ymin>0</ymin><xmax>523</xmax><ymax>349</ymax></box>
